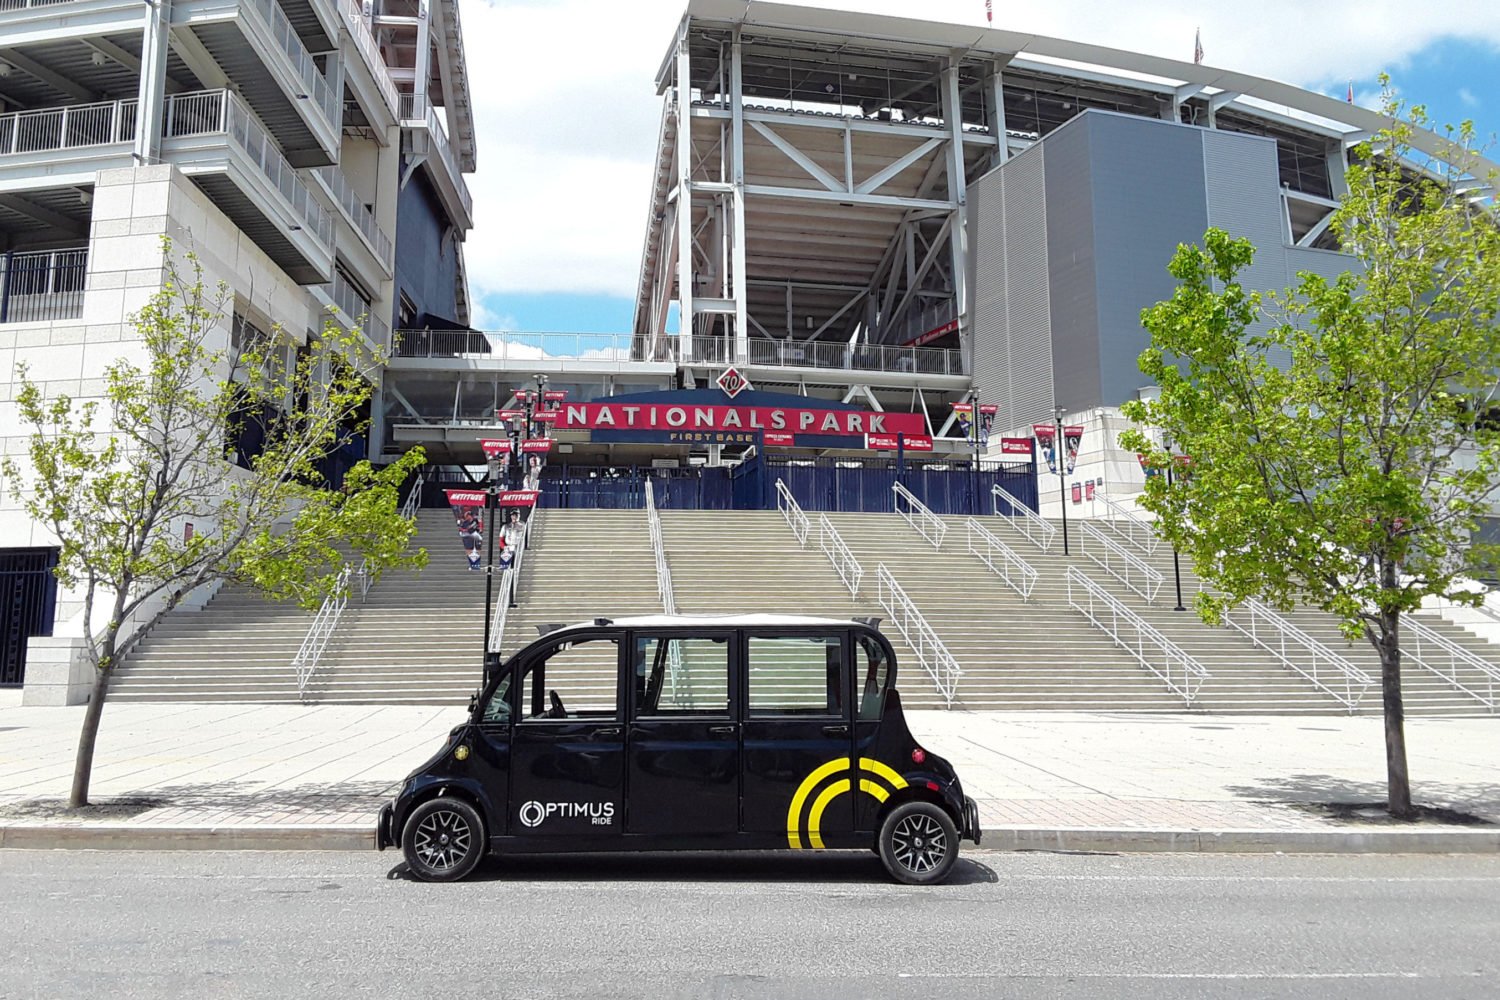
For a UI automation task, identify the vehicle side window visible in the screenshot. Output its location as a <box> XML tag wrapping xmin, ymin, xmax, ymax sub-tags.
<box><xmin>481</xmin><ymin>673</ymin><xmax>513</xmax><ymax>725</ymax></box>
<box><xmin>857</xmin><ymin>634</ymin><xmax>889</xmax><ymax>721</ymax></box>
<box><xmin>746</xmin><ymin>635</ymin><xmax>843</xmax><ymax>716</ymax></box>
<box><xmin>633</xmin><ymin>635</ymin><xmax>729</xmax><ymax>715</ymax></box>
<box><xmin>520</xmin><ymin>637</ymin><xmax>619</xmax><ymax>721</ymax></box>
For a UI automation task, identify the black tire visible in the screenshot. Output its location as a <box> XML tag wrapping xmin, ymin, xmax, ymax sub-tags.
<box><xmin>401</xmin><ymin>797</ymin><xmax>486</xmax><ymax>882</ymax></box>
<box><xmin>877</xmin><ymin>801</ymin><xmax>959</xmax><ymax>885</ymax></box>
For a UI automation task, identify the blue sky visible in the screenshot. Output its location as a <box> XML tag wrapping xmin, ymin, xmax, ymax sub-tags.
<box><xmin>464</xmin><ymin>1</ymin><xmax>1499</xmax><ymax>336</ymax></box>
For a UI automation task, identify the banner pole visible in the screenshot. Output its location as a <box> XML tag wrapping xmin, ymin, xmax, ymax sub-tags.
<box><xmin>1054</xmin><ymin>406</ymin><xmax>1069</xmax><ymax>555</ymax></box>
<box><xmin>481</xmin><ymin>479</ymin><xmax>496</xmax><ymax>655</ymax></box>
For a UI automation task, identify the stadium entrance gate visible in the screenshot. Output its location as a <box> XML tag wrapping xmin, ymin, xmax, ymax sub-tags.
<box><xmin>510</xmin><ymin>454</ymin><xmax>1038</xmax><ymax>515</ymax></box>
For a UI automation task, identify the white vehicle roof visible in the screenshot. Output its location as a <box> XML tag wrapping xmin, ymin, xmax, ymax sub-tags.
<box><xmin>550</xmin><ymin>613</ymin><xmax>870</xmax><ymax>631</ymax></box>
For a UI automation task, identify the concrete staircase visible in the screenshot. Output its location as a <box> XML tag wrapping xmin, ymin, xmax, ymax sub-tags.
<box><xmin>110</xmin><ymin>585</ymin><xmax>316</xmax><ymax>702</ymax></box>
<box><xmin>496</xmin><ymin>509</ymin><xmax>664</xmax><ymax>709</ymax></box>
<box><xmin>821</xmin><ymin>512</ymin><xmax>1188</xmax><ymax>712</ymax></box>
<box><xmin>113</xmin><ymin>509</ymin><xmax>491</xmax><ymax>704</ymax></box>
<box><xmin>656</xmin><ymin>510</ymin><xmax>933</xmax><ymax>704</ymax></box>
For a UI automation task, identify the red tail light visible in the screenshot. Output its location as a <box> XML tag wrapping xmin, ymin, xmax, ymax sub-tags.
<box><xmin>911</xmin><ymin>747</ymin><xmax>926</xmax><ymax>764</ymax></box>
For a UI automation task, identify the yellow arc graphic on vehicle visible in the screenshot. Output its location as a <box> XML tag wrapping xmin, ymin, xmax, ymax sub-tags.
<box><xmin>786</xmin><ymin>757</ymin><xmax>909</xmax><ymax>849</ymax></box>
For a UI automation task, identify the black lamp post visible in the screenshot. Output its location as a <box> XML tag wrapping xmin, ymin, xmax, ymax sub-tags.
<box><xmin>1163</xmin><ymin>431</ymin><xmax>1186</xmax><ymax>611</ymax></box>
<box><xmin>1054</xmin><ymin>405</ymin><xmax>1070</xmax><ymax>555</ymax></box>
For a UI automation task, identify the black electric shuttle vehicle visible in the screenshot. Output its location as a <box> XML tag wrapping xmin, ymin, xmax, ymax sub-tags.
<box><xmin>377</xmin><ymin>614</ymin><xmax>981</xmax><ymax>883</ymax></box>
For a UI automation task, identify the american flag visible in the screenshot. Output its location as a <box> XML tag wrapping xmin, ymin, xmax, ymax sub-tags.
<box><xmin>985</xmin><ymin>0</ymin><xmax>992</xmax><ymax>25</ymax></box>
<box><xmin>1193</xmin><ymin>28</ymin><xmax>1204</xmax><ymax>65</ymax></box>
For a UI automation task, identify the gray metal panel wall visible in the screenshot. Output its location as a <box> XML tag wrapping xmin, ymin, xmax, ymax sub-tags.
<box><xmin>968</xmin><ymin>163</ymin><xmax>1009</xmax><ymax>414</ymax></box>
<box><xmin>1087</xmin><ymin>113</ymin><xmax>1209</xmax><ymax>407</ymax></box>
<box><xmin>998</xmin><ymin>145</ymin><xmax>1054</xmax><ymax>427</ymax></box>
<box><xmin>1042</xmin><ymin>119</ymin><xmax>1100</xmax><ymax>414</ymax></box>
<box><xmin>1203</xmin><ymin>128</ymin><xmax>1286</xmax><ymax>353</ymax></box>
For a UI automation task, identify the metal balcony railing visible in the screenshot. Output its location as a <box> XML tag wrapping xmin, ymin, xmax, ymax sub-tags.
<box><xmin>0</xmin><ymin>99</ymin><xmax>136</xmax><ymax>154</ymax></box>
<box><xmin>314</xmin><ymin>163</ymin><xmax>393</xmax><ymax>268</ymax></box>
<box><xmin>165</xmin><ymin>90</ymin><xmax>335</xmax><ymax>251</ymax></box>
<box><xmin>0</xmin><ymin>0</ymin><xmax>83</xmax><ymax>11</ymax></box>
<box><xmin>396</xmin><ymin>93</ymin><xmax>472</xmax><ymax>216</ymax></box>
<box><xmin>324</xmin><ymin>269</ymin><xmax>390</xmax><ymax>348</ymax></box>
<box><xmin>696</xmin><ymin>336</ymin><xmax>966</xmax><ymax>376</ymax></box>
<box><xmin>241</xmin><ymin>0</ymin><xmax>341</xmax><ymax>129</ymax></box>
<box><xmin>340</xmin><ymin>0</ymin><xmax>399</xmax><ymax>117</ymax></box>
<box><xmin>0</xmin><ymin>248</ymin><xmax>87</xmax><ymax>323</ymax></box>
<box><xmin>391</xmin><ymin>328</ymin><xmax>964</xmax><ymax>378</ymax></box>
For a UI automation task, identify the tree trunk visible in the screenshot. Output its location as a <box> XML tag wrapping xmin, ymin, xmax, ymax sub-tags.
<box><xmin>1376</xmin><ymin>607</ymin><xmax>1414</xmax><ymax>819</ymax></box>
<box><xmin>67</xmin><ymin>655</ymin><xmax>114</xmax><ymax>809</ymax></box>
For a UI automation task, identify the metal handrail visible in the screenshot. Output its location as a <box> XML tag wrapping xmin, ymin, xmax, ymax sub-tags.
<box><xmin>893</xmin><ymin>482</ymin><xmax>947</xmax><ymax>549</ymax></box>
<box><xmin>1065</xmin><ymin>566</ymin><xmax>1208</xmax><ymax>706</ymax></box>
<box><xmin>966</xmin><ymin>520</ymin><xmax>1038</xmax><ymax>600</ymax></box>
<box><xmin>399</xmin><ymin>472</ymin><xmax>425</xmax><ymax>520</ymax></box>
<box><xmin>991</xmin><ymin>484</ymin><xmax>1056</xmax><ymax>551</ymax></box>
<box><xmin>1405</xmin><ymin>615</ymin><xmax>1500</xmax><ymax>711</ymax></box>
<box><xmin>1080</xmin><ymin>521</ymin><xmax>1164</xmax><ymax>602</ymax></box>
<box><xmin>645</xmin><ymin>478</ymin><xmax>676</xmax><ymax>614</ymax></box>
<box><xmin>487</xmin><ymin>516</ymin><xmax>532</xmax><ymax>654</ymax></box>
<box><xmin>293</xmin><ymin>562</ymin><xmax>352</xmax><ymax>701</ymax></box>
<box><xmin>1095</xmin><ymin>492</ymin><xmax>1161</xmax><ymax>555</ymax></box>
<box><xmin>818</xmin><ymin>513</ymin><xmax>864</xmax><ymax>598</ymax></box>
<box><xmin>1221</xmin><ymin>598</ymin><xmax>1371</xmax><ymax>712</ymax></box>
<box><xmin>775</xmin><ymin>478</ymin><xmax>809</xmax><ymax>547</ymax></box>
<box><xmin>876</xmin><ymin>564</ymin><xmax>961</xmax><ymax>708</ymax></box>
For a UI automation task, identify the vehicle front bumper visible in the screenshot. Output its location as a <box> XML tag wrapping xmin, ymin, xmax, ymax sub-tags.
<box><xmin>962</xmin><ymin>796</ymin><xmax>982</xmax><ymax>845</ymax></box>
<box><xmin>376</xmin><ymin>803</ymin><xmax>394</xmax><ymax>851</ymax></box>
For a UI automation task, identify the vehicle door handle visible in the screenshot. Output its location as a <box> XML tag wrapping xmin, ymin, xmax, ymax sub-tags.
<box><xmin>822</xmin><ymin>725</ymin><xmax>849</xmax><ymax>737</ymax></box>
<box><xmin>594</xmin><ymin>727</ymin><xmax>622</xmax><ymax>739</ymax></box>
<box><xmin>707</xmin><ymin>725</ymin><xmax>737</xmax><ymax>735</ymax></box>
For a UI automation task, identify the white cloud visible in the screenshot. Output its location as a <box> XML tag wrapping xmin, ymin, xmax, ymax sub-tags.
<box><xmin>460</xmin><ymin>0</ymin><xmax>1500</xmax><ymax>308</ymax></box>
<box><xmin>1459</xmin><ymin>86</ymin><xmax>1480</xmax><ymax>107</ymax></box>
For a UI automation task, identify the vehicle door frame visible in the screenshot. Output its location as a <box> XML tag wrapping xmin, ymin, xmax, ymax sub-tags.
<box><xmin>504</xmin><ymin>626</ymin><xmax>628</xmax><ymax>846</ymax></box>
<box><xmin>621</xmin><ymin>626</ymin><xmax>742</xmax><ymax>840</ymax></box>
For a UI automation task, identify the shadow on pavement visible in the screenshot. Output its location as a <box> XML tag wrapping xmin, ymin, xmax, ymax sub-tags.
<box><xmin>387</xmin><ymin>851</ymin><xmax>999</xmax><ymax>886</ymax></box>
<box><xmin>0</xmin><ymin>780</ymin><xmax>396</xmax><ymax>821</ymax></box>
<box><xmin>1225</xmin><ymin>773</ymin><xmax>1500</xmax><ymax>824</ymax></box>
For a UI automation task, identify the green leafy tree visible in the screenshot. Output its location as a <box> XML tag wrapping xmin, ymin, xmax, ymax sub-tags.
<box><xmin>1</xmin><ymin>240</ymin><xmax>426</xmax><ymax>807</ymax></box>
<box><xmin>1122</xmin><ymin>87</ymin><xmax>1500</xmax><ymax>818</ymax></box>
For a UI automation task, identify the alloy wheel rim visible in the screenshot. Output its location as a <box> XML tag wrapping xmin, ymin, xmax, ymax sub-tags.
<box><xmin>414</xmin><ymin>809</ymin><xmax>472</xmax><ymax>871</ymax></box>
<box><xmin>891</xmin><ymin>814</ymin><xmax>947</xmax><ymax>874</ymax></box>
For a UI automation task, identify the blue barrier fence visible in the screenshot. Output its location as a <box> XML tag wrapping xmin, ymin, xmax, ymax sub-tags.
<box><xmin>416</xmin><ymin>455</ymin><xmax>1038</xmax><ymax>516</ymax></box>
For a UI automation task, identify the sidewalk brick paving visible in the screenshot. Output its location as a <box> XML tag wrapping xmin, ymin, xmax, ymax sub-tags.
<box><xmin>0</xmin><ymin>703</ymin><xmax>1495</xmax><ymax>837</ymax></box>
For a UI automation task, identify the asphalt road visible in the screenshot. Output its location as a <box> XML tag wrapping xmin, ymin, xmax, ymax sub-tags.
<box><xmin>2</xmin><ymin>850</ymin><xmax>1498</xmax><ymax>999</ymax></box>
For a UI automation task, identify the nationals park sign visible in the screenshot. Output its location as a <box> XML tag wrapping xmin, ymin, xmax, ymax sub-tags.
<box><xmin>546</xmin><ymin>395</ymin><xmax>929</xmax><ymax>449</ymax></box>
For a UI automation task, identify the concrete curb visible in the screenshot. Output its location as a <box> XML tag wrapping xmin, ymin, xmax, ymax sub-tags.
<box><xmin>2</xmin><ymin>822</ymin><xmax>1496</xmax><ymax>854</ymax></box>
<box><xmin>983</xmin><ymin>826</ymin><xmax>1500</xmax><ymax>855</ymax></box>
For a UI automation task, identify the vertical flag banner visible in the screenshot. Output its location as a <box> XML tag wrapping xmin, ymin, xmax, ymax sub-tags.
<box><xmin>979</xmin><ymin>404</ymin><xmax>998</xmax><ymax>446</ymax></box>
<box><xmin>1063</xmin><ymin>425</ymin><xmax>1084</xmax><ymax>475</ymax></box>
<box><xmin>951</xmin><ymin>401</ymin><xmax>974</xmax><ymax>442</ymax></box>
<box><xmin>1032</xmin><ymin>423</ymin><xmax>1058</xmax><ymax>475</ymax></box>
<box><xmin>1193</xmin><ymin>27</ymin><xmax>1203</xmax><ymax>64</ymax></box>
<box><xmin>495</xmin><ymin>490</ymin><xmax>540</xmax><ymax>570</ymax></box>
<box><xmin>445</xmin><ymin>489</ymin><xmax>487</xmax><ymax>572</ymax></box>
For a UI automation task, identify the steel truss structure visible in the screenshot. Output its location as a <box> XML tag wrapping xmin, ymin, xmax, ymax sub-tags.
<box><xmin>633</xmin><ymin>0</ymin><xmax>1497</xmax><ymax>385</ymax></box>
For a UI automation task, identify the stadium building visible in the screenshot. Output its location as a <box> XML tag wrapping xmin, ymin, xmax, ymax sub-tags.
<box><xmin>5</xmin><ymin>0</ymin><xmax>1498</xmax><ymax>714</ymax></box>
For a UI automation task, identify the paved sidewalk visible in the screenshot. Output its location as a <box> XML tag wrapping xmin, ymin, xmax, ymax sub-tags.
<box><xmin>0</xmin><ymin>702</ymin><xmax>1496</xmax><ymax>851</ymax></box>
